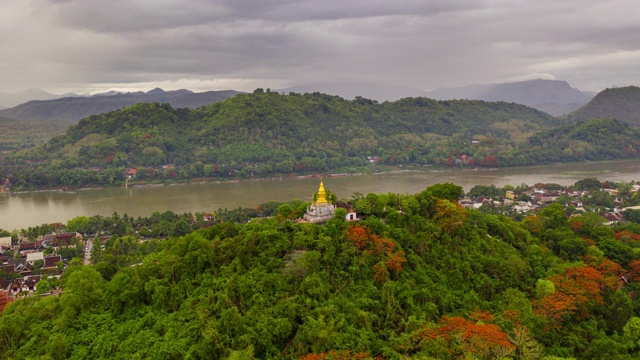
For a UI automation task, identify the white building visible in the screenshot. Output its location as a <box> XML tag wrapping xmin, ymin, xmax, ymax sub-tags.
<box><xmin>26</xmin><ymin>252</ymin><xmax>44</xmax><ymax>264</ymax></box>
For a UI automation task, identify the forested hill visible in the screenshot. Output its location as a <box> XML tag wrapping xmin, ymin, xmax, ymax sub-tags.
<box><xmin>0</xmin><ymin>88</ymin><xmax>240</xmax><ymax>122</ymax></box>
<box><xmin>567</xmin><ymin>86</ymin><xmax>640</xmax><ymax>126</ymax></box>
<box><xmin>6</xmin><ymin>90</ymin><xmax>640</xmax><ymax>189</ymax></box>
<box><xmin>2</xmin><ymin>184</ymin><xmax>640</xmax><ymax>358</ymax></box>
<box><xmin>0</xmin><ymin>90</ymin><xmax>569</xmax><ymax>188</ymax></box>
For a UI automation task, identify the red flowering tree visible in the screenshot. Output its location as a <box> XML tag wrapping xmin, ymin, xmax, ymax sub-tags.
<box><xmin>615</xmin><ymin>230</ymin><xmax>640</xmax><ymax>242</ymax></box>
<box><xmin>345</xmin><ymin>224</ymin><xmax>405</xmax><ymax>283</ymax></box>
<box><xmin>629</xmin><ymin>260</ymin><xmax>640</xmax><ymax>281</ymax></box>
<box><xmin>432</xmin><ymin>199</ymin><xmax>467</xmax><ymax>235</ymax></box>
<box><xmin>403</xmin><ymin>314</ymin><xmax>514</xmax><ymax>358</ymax></box>
<box><xmin>534</xmin><ymin>265</ymin><xmax>618</xmax><ymax>328</ymax></box>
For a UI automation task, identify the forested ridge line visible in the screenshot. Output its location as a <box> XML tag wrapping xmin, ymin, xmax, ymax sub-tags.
<box><xmin>2</xmin><ymin>89</ymin><xmax>640</xmax><ymax>191</ymax></box>
<box><xmin>2</xmin><ymin>183</ymin><xmax>640</xmax><ymax>359</ymax></box>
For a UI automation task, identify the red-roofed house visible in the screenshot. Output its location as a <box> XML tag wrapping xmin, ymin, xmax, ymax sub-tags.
<box><xmin>43</xmin><ymin>255</ymin><xmax>61</xmax><ymax>269</ymax></box>
<box><xmin>18</xmin><ymin>242</ymin><xmax>37</xmax><ymax>255</ymax></box>
<box><xmin>52</xmin><ymin>232</ymin><xmax>83</xmax><ymax>247</ymax></box>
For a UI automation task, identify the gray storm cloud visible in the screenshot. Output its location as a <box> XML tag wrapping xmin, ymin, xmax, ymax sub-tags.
<box><xmin>0</xmin><ymin>0</ymin><xmax>638</xmax><ymax>93</ymax></box>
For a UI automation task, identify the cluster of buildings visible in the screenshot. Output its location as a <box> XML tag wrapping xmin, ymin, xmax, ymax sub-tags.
<box><xmin>460</xmin><ymin>185</ymin><xmax>640</xmax><ymax>224</ymax></box>
<box><xmin>13</xmin><ymin>232</ymin><xmax>83</xmax><ymax>256</ymax></box>
<box><xmin>460</xmin><ymin>188</ymin><xmax>577</xmax><ymax>212</ymax></box>
<box><xmin>0</xmin><ymin>233</ymin><xmax>83</xmax><ymax>312</ymax></box>
<box><xmin>0</xmin><ymin>257</ymin><xmax>60</xmax><ymax>312</ymax></box>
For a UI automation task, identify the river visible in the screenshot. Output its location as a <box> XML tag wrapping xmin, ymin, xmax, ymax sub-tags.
<box><xmin>3</xmin><ymin>160</ymin><xmax>640</xmax><ymax>230</ymax></box>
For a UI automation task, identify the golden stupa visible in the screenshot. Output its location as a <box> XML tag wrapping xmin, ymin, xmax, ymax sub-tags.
<box><xmin>314</xmin><ymin>178</ymin><xmax>330</xmax><ymax>204</ymax></box>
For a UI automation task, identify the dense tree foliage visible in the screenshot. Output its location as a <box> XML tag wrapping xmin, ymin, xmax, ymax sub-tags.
<box><xmin>527</xmin><ymin>118</ymin><xmax>640</xmax><ymax>164</ymax></box>
<box><xmin>2</xmin><ymin>184</ymin><xmax>640</xmax><ymax>359</ymax></box>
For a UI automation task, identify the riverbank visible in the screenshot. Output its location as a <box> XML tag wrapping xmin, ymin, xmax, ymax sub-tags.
<box><xmin>2</xmin><ymin>163</ymin><xmax>419</xmax><ymax>194</ymax></box>
<box><xmin>3</xmin><ymin>158</ymin><xmax>640</xmax><ymax>195</ymax></box>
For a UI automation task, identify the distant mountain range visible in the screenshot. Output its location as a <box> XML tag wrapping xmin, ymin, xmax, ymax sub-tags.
<box><xmin>0</xmin><ymin>88</ymin><xmax>241</xmax><ymax>122</ymax></box>
<box><xmin>424</xmin><ymin>79</ymin><xmax>594</xmax><ymax>116</ymax></box>
<box><xmin>0</xmin><ymin>88</ymin><xmax>65</xmax><ymax>108</ymax></box>
<box><xmin>0</xmin><ymin>79</ymin><xmax>601</xmax><ymax>122</ymax></box>
<box><xmin>279</xmin><ymin>79</ymin><xmax>595</xmax><ymax>116</ymax></box>
<box><xmin>566</xmin><ymin>86</ymin><xmax>640</xmax><ymax>126</ymax></box>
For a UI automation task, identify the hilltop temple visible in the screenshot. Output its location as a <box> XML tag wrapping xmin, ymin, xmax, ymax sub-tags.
<box><xmin>302</xmin><ymin>178</ymin><xmax>359</xmax><ymax>223</ymax></box>
<box><xmin>303</xmin><ymin>179</ymin><xmax>336</xmax><ymax>223</ymax></box>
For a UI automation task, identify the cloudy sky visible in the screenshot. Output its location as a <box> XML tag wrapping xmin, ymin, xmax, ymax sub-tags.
<box><xmin>1</xmin><ymin>0</ymin><xmax>639</xmax><ymax>94</ymax></box>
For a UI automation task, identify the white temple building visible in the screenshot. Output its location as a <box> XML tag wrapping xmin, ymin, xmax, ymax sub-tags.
<box><xmin>303</xmin><ymin>179</ymin><xmax>336</xmax><ymax>223</ymax></box>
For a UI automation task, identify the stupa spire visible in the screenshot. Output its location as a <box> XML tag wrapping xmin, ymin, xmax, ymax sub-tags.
<box><xmin>315</xmin><ymin>177</ymin><xmax>329</xmax><ymax>204</ymax></box>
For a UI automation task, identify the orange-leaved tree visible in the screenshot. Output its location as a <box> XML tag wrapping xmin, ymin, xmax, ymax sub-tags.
<box><xmin>345</xmin><ymin>224</ymin><xmax>405</xmax><ymax>283</ymax></box>
<box><xmin>585</xmin><ymin>256</ymin><xmax>625</xmax><ymax>290</ymax></box>
<box><xmin>432</xmin><ymin>199</ymin><xmax>467</xmax><ymax>235</ymax></box>
<box><xmin>534</xmin><ymin>265</ymin><xmax>616</xmax><ymax>328</ymax></box>
<box><xmin>403</xmin><ymin>314</ymin><xmax>514</xmax><ymax>358</ymax></box>
<box><xmin>615</xmin><ymin>230</ymin><xmax>640</xmax><ymax>242</ymax></box>
<box><xmin>629</xmin><ymin>259</ymin><xmax>640</xmax><ymax>281</ymax></box>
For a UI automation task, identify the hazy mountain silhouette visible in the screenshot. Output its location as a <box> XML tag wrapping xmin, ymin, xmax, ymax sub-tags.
<box><xmin>0</xmin><ymin>88</ymin><xmax>241</xmax><ymax>122</ymax></box>
<box><xmin>425</xmin><ymin>79</ymin><xmax>594</xmax><ymax>116</ymax></box>
<box><xmin>0</xmin><ymin>88</ymin><xmax>64</xmax><ymax>108</ymax></box>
